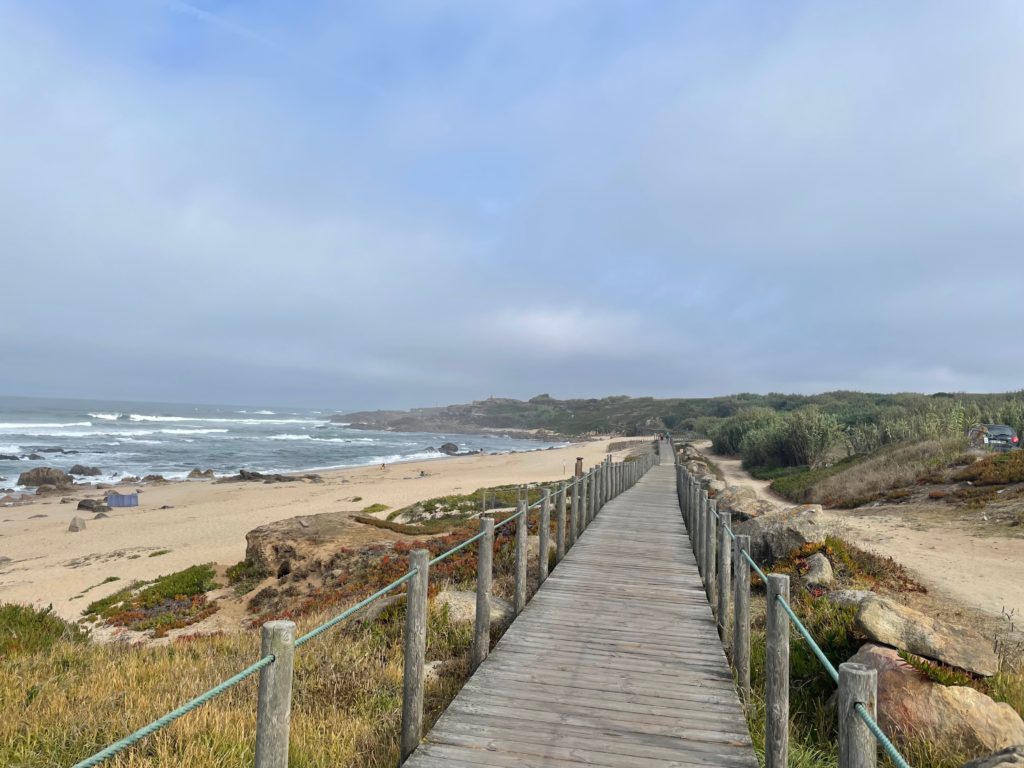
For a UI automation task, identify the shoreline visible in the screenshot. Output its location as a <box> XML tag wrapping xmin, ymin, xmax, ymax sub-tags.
<box><xmin>0</xmin><ymin>437</ymin><xmax>622</xmax><ymax>622</ymax></box>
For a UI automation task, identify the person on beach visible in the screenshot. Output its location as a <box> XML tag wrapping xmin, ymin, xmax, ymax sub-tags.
<box><xmin>380</xmin><ymin>462</ymin><xmax>387</xmax><ymax>470</ymax></box>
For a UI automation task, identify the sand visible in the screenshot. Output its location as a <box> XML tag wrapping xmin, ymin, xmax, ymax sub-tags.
<box><xmin>0</xmin><ymin>439</ymin><xmax>625</xmax><ymax>621</ymax></box>
<box><xmin>699</xmin><ymin>441</ymin><xmax>1024</xmax><ymax>622</ymax></box>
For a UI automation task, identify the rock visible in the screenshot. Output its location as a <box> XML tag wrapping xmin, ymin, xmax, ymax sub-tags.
<box><xmin>849</xmin><ymin>644</ymin><xmax>1024</xmax><ymax>755</ymax></box>
<box><xmin>423</xmin><ymin>659</ymin><xmax>460</xmax><ymax>685</ymax></box>
<box><xmin>732</xmin><ymin>505</ymin><xmax>827</xmax><ymax>564</ymax></box>
<box><xmin>142</xmin><ymin>474</ymin><xmax>168</xmax><ymax>483</ymax></box>
<box><xmin>0</xmin><ymin>454</ymin><xmax>19</xmax><ymax>461</ymax></box>
<box><xmin>804</xmin><ymin>552</ymin><xmax>834</xmax><ymax>586</ymax></box>
<box><xmin>715</xmin><ymin>485</ymin><xmax>777</xmax><ymax>521</ymax></box>
<box><xmin>436</xmin><ymin>589</ymin><xmax>515</xmax><ymax>629</ymax></box>
<box><xmin>17</xmin><ymin>467</ymin><xmax>73</xmax><ymax>489</ymax></box>
<box><xmin>120</xmin><ymin>475</ymin><xmax>140</xmax><ymax>483</ymax></box>
<box><xmin>77</xmin><ymin>499</ymin><xmax>101</xmax><ymax>511</ymax></box>
<box><xmin>93</xmin><ymin>512</ymin><xmax>109</xmax><ymax>519</ymax></box>
<box><xmin>0</xmin><ymin>555</ymin><xmax>11</xmax><ymax>565</ymax></box>
<box><xmin>962</xmin><ymin>746</ymin><xmax>1024</xmax><ymax>767</ymax></box>
<box><xmin>826</xmin><ymin>589</ymin><xmax>875</xmax><ymax>609</ymax></box>
<box><xmin>439</xmin><ymin>443</ymin><xmax>460</xmax><ymax>455</ymax></box>
<box><xmin>68</xmin><ymin>516</ymin><xmax>86</xmax><ymax>532</ymax></box>
<box><xmin>856</xmin><ymin>596</ymin><xmax>999</xmax><ymax>677</ymax></box>
<box><xmin>68</xmin><ymin>464</ymin><xmax>101</xmax><ymax>476</ymax></box>
<box><xmin>708</xmin><ymin>480</ymin><xmax>728</xmax><ymax>493</ymax></box>
<box><xmin>159</xmin><ymin>505</ymin><xmax>174</xmax><ymax>510</ymax></box>
<box><xmin>92</xmin><ymin>504</ymin><xmax>110</xmax><ymax>514</ymax></box>
<box><xmin>36</xmin><ymin>484</ymin><xmax>57</xmax><ymax>495</ymax></box>
<box><xmin>187</xmin><ymin>468</ymin><xmax>215</xmax><ymax>479</ymax></box>
<box><xmin>27</xmin><ymin>453</ymin><xmax>44</xmax><ymax>461</ymax></box>
<box><xmin>60</xmin><ymin>497</ymin><xmax>75</xmax><ymax>504</ymax></box>
<box><xmin>96</xmin><ymin>483</ymin><xmax>113</xmax><ymax>490</ymax></box>
<box><xmin>28</xmin><ymin>514</ymin><xmax>47</xmax><ymax>519</ymax></box>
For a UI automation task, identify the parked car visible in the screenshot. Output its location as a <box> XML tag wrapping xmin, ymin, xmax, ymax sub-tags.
<box><xmin>967</xmin><ymin>423</ymin><xmax>1020</xmax><ymax>451</ymax></box>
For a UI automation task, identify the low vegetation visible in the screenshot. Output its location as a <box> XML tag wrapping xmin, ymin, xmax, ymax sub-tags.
<box><xmin>360</xmin><ymin>503</ymin><xmax>389</xmax><ymax>514</ymax></box>
<box><xmin>83</xmin><ymin>564</ymin><xmax>220</xmax><ymax>637</ymax></box>
<box><xmin>0</xmin><ymin>603</ymin><xmax>88</xmax><ymax>657</ymax></box>
<box><xmin>225</xmin><ymin>560</ymin><xmax>269</xmax><ymax>596</ymax></box>
<box><xmin>954</xmin><ymin>450</ymin><xmax>1024</xmax><ymax>485</ymax></box>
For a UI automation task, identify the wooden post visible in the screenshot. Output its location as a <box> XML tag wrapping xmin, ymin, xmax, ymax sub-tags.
<box><xmin>839</xmin><ymin>663</ymin><xmax>878</xmax><ymax>768</ymax></box>
<box><xmin>555</xmin><ymin>482</ymin><xmax>567</xmax><ymax>563</ymax></box>
<box><xmin>568</xmin><ymin>477</ymin><xmax>578</xmax><ymax>548</ymax></box>
<box><xmin>514</xmin><ymin>500</ymin><xmax>527</xmax><ymax>614</ymax></box>
<box><xmin>255</xmin><ymin>620</ymin><xmax>295</xmax><ymax>768</ymax></box>
<box><xmin>717</xmin><ymin>509</ymin><xmax>732</xmax><ymax>644</ymax></box>
<box><xmin>588</xmin><ymin>470</ymin><xmax>596</xmax><ymax>523</ymax></box>
<box><xmin>579</xmin><ymin>474</ymin><xmax>588</xmax><ymax>533</ymax></box>
<box><xmin>696</xmin><ymin>491</ymin><xmax>707</xmax><ymax>576</ymax></box>
<box><xmin>400</xmin><ymin>549</ymin><xmax>429</xmax><ymax>764</ymax></box>
<box><xmin>705</xmin><ymin>500</ymin><xmax>717</xmax><ymax>606</ymax></box>
<box><xmin>539</xmin><ymin>488</ymin><xmax>551</xmax><ymax>585</ymax></box>
<box><xmin>733</xmin><ymin>534</ymin><xmax>751</xmax><ymax>703</ymax></box>
<box><xmin>765</xmin><ymin>573</ymin><xmax>791</xmax><ymax>768</ymax></box>
<box><xmin>471</xmin><ymin>518</ymin><xmax>494</xmax><ymax>670</ymax></box>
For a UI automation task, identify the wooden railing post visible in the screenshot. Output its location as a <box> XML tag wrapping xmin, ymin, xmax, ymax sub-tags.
<box><xmin>555</xmin><ymin>482</ymin><xmax>567</xmax><ymax>563</ymax></box>
<box><xmin>514</xmin><ymin>500</ymin><xmax>528</xmax><ymax>614</ymax></box>
<box><xmin>765</xmin><ymin>573</ymin><xmax>790</xmax><ymax>768</ymax></box>
<box><xmin>471</xmin><ymin>518</ymin><xmax>494</xmax><ymax>670</ymax></box>
<box><xmin>705</xmin><ymin>499</ymin><xmax>717</xmax><ymax>606</ymax></box>
<box><xmin>733</xmin><ymin>534</ymin><xmax>751</xmax><ymax>703</ymax></box>
<box><xmin>839</xmin><ymin>663</ymin><xmax>878</xmax><ymax>768</ymax></box>
<box><xmin>400</xmin><ymin>549</ymin><xmax>429</xmax><ymax>764</ymax></box>
<box><xmin>568</xmin><ymin>477</ymin><xmax>578</xmax><ymax>549</ymax></box>
<box><xmin>255</xmin><ymin>620</ymin><xmax>295</xmax><ymax>768</ymax></box>
<box><xmin>697</xmin><ymin>490</ymin><xmax>707</xmax><ymax>578</ymax></box>
<box><xmin>717</xmin><ymin>509</ymin><xmax>732</xmax><ymax>644</ymax></box>
<box><xmin>539</xmin><ymin>488</ymin><xmax>551</xmax><ymax>585</ymax></box>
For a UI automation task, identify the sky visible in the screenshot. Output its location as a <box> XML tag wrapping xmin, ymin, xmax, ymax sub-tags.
<box><xmin>2</xmin><ymin>1</ymin><xmax>1023</xmax><ymax>410</ymax></box>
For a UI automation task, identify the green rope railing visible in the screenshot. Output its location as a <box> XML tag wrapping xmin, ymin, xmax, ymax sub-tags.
<box><xmin>676</xmin><ymin>448</ymin><xmax>914</xmax><ymax>768</ymax></box>
<box><xmin>71</xmin><ymin>452</ymin><xmax>650</xmax><ymax>767</ymax></box>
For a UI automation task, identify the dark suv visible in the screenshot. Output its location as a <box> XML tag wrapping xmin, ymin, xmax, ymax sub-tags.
<box><xmin>967</xmin><ymin>423</ymin><xmax>1020</xmax><ymax>451</ymax></box>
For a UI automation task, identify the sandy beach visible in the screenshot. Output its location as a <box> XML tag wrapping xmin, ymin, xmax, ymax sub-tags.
<box><xmin>0</xmin><ymin>439</ymin><xmax>623</xmax><ymax>622</ymax></box>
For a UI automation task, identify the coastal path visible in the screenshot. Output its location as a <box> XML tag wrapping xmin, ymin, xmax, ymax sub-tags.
<box><xmin>403</xmin><ymin>440</ymin><xmax>758</xmax><ymax>767</ymax></box>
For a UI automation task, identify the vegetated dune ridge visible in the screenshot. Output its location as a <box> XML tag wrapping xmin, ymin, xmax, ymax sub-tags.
<box><xmin>699</xmin><ymin>440</ymin><xmax>1024</xmax><ymax>622</ymax></box>
<box><xmin>0</xmin><ymin>439</ymin><xmax>615</xmax><ymax>623</ymax></box>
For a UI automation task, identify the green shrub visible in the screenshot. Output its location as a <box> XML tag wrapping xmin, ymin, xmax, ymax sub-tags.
<box><xmin>361</xmin><ymin>503</ymin><xmax>390</xmax><ymax>514</ymax></box>
<box><xmin>954</xmin><ymin>450</ymin><xmax>1024</xmax><ymax>485</ymax></box>
<box><xmin>0</xmin><ymin>603</ymin><xmax>88</xmax><ymax>656</ymax></box>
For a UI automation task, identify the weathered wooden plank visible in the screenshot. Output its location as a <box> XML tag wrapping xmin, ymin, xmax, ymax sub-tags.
<box><xmin>404</xmin><ymin>448</ymin><xmax>756</xmax><ymax>767</ymax></box>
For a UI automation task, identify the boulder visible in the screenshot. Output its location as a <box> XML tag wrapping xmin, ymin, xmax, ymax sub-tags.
<box><xmin>93</xmin><ymin>512</ymin><xmax>109</xmax><ymax>519</ymax></box>
<box><xmin>17</xmin><ymin>467</ymin><xmax>73</xmax><ymax>489</ymax></box>
<box><xmin>732</xmin><ymin>505</ymin><xmax>827</xmax><ymax>564</ymax></box>
<box><xmin>435</xmin><ymin>590</ymin><xmax>514</xmax><ymax>629</ymax></box>
<box><xmin>849</xmin><ymin>644</ymin><xmax>1024</xmax><ymax>755</ymax></box>
<box><xmin>708</xmin><ymin>480</ymin><xmax>727</xmax><ymax>494</ymax></box>
<box><xmin>188</xmin><ymin>468</ymin><xmax>215</xmax><ymax>479</ymax></box>
<box><xmin>0</xmin><ymin>555</ymin><xmax>11</xmax><ymax>565</ymax></box>
<box><xmin>68</xmin><ymin>464</ymin><xmax>101</xmax><ymax>476</ymax></box>
<box><xmin>77</xmin><ymin>499</ymin><xmax>101</xmax><ymax>511</ymax></box>
<box><xmin>856</xmin><ymin>596</ymin><xmax>999</xmax><ymax>677</ymax></box>
<box><xmin>963</xmin><ymin>746</ymin><xmax>1024</xmax><ymax>767</ymax></box>
<box><xmin>60</xmin><ymin>497</ymin><xmax>75</xmax><ymax>504</ymax></box>
<box><xmin>68</xmin><ymin>516</ymin><xmax>86</xmax><ymax>532</ymax></box>
<box><xmin>36</xmin><ymin>484</ymin><xmax>57</xmax><ymax>495</ymax></box>
<box><xmin>439</xmin><ymin>443</ymin><xmax>460</xmax><ymax>455</ymax></box>
<box><xmin>804</xmin><ymin>552</ymin><xmax>834</xmax><ymax>586</ymax></box>
<box><xmin>27</xmin><ymin>453</ymin><xmax>44</xmax><ymax>460</ymax></box>
<box><xmin>826</xmin><ymin>589</ymin><xmax>875</xmax><ymax>609</ymax></box>
<box><xmin>142</xmin><ymin>474</ymin><xmax>168</xmax><ymax>483</ymax></box>
<box><xmin>716</xmin><ymin>485</ymin><xmax>777</xmax><ymax>522</ymax></box>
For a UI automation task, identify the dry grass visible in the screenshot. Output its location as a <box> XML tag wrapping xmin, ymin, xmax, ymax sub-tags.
<box><xmin>809</xmin><ymin>438</ymin><xmax>966</xmax><ymax>507</ymax></box>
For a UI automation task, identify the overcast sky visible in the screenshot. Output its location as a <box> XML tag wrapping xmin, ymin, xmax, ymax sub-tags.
<box><xmin>3</xmin><ymin>1</ymin><xmax>1023</xmax><ymax>410</ymax></box>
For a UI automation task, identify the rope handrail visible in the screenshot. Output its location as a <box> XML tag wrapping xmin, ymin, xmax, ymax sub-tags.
<box><xmin>674</xmin><ymin>445</ymin><xmax>913</xmax><ymax>768</ymax></box>
<box><xmin>73</xmin><ymin>449</ymin><xmax>650</xmax><ymax>768</ymax></box>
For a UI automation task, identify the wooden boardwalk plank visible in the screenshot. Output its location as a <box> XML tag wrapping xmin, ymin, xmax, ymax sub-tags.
<box><xmin>405</xmin><ymin>444</ymin><xmax>757</xmax><ymax>767</ymax></box>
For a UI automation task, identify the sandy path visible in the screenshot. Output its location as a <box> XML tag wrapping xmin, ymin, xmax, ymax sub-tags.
<box><xmin>697</xmin><ymin>441</ymin><xmax>1024</xmax><ymax>622</ymax></box>
<box><xmin>0</xmin><ymin>439</ymin><xmax>626</xmax><ymax>620</ymax></box>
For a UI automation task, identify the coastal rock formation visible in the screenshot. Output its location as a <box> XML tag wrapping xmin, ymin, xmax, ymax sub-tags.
<box><xmin>219</xmin><ymin>469</ymin><xmax>322</xmax><ymax>484</ymax></box>
<box><xmin>68</xmin><ymin>516</ymin><xmax>86</xmax><ymax>532</ymax></box>
<box><xmin>826</xmin><ymin>589</ymin><xmax>875</xmax><ymax>609</ymax></box>
<box><xmin>732</xmin><ymin>505</ymin><xmax>827</xmax><ymax>564</ymax></box>
<box><xmin>436</xmin><ymin>590</ymin><xmax>514</xmax><ymax>629</ymax></box>
<box><xmin>77</xmin><ymin>499</ymin><xmax>102</xmax><ymax>511</ymax></box>
<box><xmin>715</xmin><ymin>485</ymin><xmax>775</xmax><ymax>521</ymax></box>
<box><xmin>804</xmin><ymin>552</ymin><xmax>834</xmax><ymax>586</ymax></box>
<box><xmin>188</xmin><ymin>468</ymin><xmax>215</xmax><ymax>479</ymax></box>
<box><xmin>855</xmin><ymin>596</ymin><xmax>999</xmax><ymax>676</ymax></box>
<box><xmin>439</xmin><ymin>443</ymin><xmax>460</xmax><ymax>455</ymax></box>
<box><xmin>963</xmin><ymin>746</ymin><xmax>1024</xmax><ymax>767</ymax></box>
<box><xmin>849</xmin><ymin>644</ymin><xmax>1024</xmax><ymax>755</ymax></box>
<box><xmin>68</xmin><ymin>465</ymin><xmax>101</xmax><ymax>476</ymax></box>
<box><xmin>143</xmin><ymin>474</ymin><xmax>168</xmax><ymax>483</ymax></box>
<box><xmin>17</xmin><ymin>467</ymin><xmax>73</xmax><ymax>489</ymax></box>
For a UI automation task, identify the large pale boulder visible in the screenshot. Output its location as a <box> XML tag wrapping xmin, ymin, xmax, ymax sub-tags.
<box><xmin>68</xmin><ymin>516</ymin><xmax>86</xmax><ymax>532</ymax></box>
<box><xmin>732</xmin><ymin>505</ymin><xmax>827</xmax><ymax>564</ymax></box>
<box><xmin>856</xmin><ymin>596</ymin><xmax>999</xmax><ymax>677</ymax></box>
<box><xmin>436</xmin><ymin>590</ymin><xmax>514</xmax><ymax>629</ymax></box>
<box><xmin>804</xmin><ymin>552</ymin><xmax>834</xmax><ymax>586</ymax></box>
<box><xmin>826</xmin><ymin>589</ymin><xmax>875</xmax><ymax>609</ymax></box>
<box><xmin>849</xmin><ymin>644</ymin><xmax>1024</xmax><ymax>755</ymax></box>
<box><xmin>962</xmin><ymin>746</ymin><xmax>1024</xmax><ymax>767</ymax></box>
<box><xmin>17</xmin><ymin>467</ymin><xmax>73</xmax><ymax>489</ymax></box>
<box><xmin>716</xmin><ymin>485</ymin><xmax>777</xmax><ymax>521</ymax></box>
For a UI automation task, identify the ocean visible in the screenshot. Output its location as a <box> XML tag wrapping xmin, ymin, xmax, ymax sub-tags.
<box><xmin>0</xmin><ymin>395</ymin><xmax>563</xmax><ymax>491</ymax></box>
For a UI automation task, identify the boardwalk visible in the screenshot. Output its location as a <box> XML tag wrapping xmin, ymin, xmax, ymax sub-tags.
<box><xmin>405</xmin><ymin>442</ymin><xmax>758</xmax><ymax>767</ymax></box>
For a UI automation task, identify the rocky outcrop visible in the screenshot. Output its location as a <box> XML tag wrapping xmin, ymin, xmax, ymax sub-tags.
<box><xmin>142</xmin><ymin>474</ymin><xmax>168</xmax><ymax>483</ymax></box>
<box><xmin>17</xmin><ymin>467</ymin><xmax>73</xmax><ymax>489</ymax></box>
<box><xmin>68</xmin><ymin>516</ymin><xmax>86</xmax><ymax>532</ymax></box>
<box><xmin>77</xmin><ymin>498</ymin><xmax>102</xmax><ymax>511</ymax></box>
<box><xmin>68</xmin><ymin>465</ymin><xmax>101</xmax><ymax>476</ymax></box>
<box><xmin>855</xmin><ymin>596</ymin><xmax>999</xmax><ymax>677</ymax></box>
<box><xmin>732</xmin><ymin>505</ymin><xmax>827</xmax><ymax>564</ymax></box>
<box><xmin>715</xmin><ymin>485</ymin><xmax>776</xmax><ymax>521</ymax></box>
<box><xmin>826</xmin><ymin>589</ymin><xmax>875</xmax><ymax>609</ymax></box>
<box><xmin>219</xmin><ymin>470</ymin><xmax>322</xmax><ymax>484</ymax></box>
<box><xmin>435</xmin><ymin>590</ymin><xmax>514</xmax><ymax>629</ymax></box>
<box><xmin>963</xmin><ymin>746</ymin><xmax>1024</xmax><ymax>767</ymax></box>
<box><xmin>439</xmin><ymin>443</ymin><xmax>460</xmax><ymax>455</ymax></box>
<box><xmin>804</xmin><ymin>552</ymin><xmax>834</xmax><ymax>586</ymax></box>
<box><xmin>849</xmin><ymin>644</ymin><xmax>1024</xmax><ymax>755</ymax></box>
<box><xmin>187</xmin><ymin>468</ymin><xmax>215</xmax><ymax>479</ymax></box>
